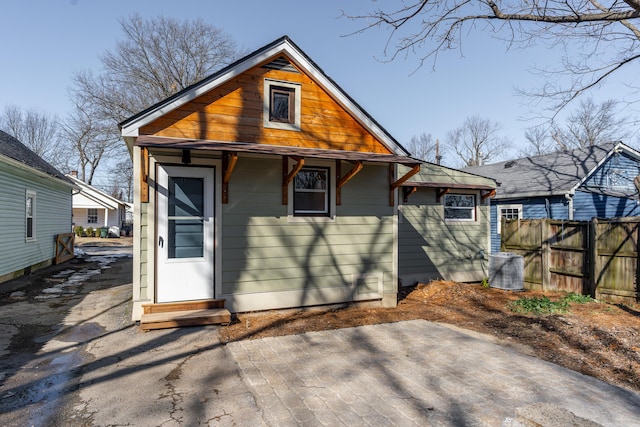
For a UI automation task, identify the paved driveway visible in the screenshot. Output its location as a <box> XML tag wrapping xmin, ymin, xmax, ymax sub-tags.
<box><xmin>1</xmin><ymin>245</ymin><xmax>639</xmax><ymax>426</ymax></box>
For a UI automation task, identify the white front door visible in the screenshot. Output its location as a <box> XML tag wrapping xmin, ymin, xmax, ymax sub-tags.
<box><xmin>156</xmin><ymin>165</ymin><xmax>215</xmax><ymax>303</ymax></box>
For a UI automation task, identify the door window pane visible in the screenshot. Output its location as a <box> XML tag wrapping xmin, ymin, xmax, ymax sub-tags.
<box><xmin>168</xmin><ymin>177</ymin><xmax>204</xmax><ymax>259</ymax></box>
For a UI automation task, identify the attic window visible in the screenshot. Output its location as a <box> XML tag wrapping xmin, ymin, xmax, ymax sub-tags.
<box><xmin>264</xmin><ymin>79</ymin><xmax>301</xmax><ymax>131</ymax></box>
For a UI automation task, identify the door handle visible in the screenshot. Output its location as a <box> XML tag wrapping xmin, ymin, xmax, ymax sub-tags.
<box><xmin>159</xmin><ymin>236</ymin><xmax>164</xmax><ymax>248</ymax></box>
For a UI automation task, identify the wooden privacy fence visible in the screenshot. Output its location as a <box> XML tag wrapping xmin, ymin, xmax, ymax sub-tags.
<box><xmin>501</xmin><ymin>217</ymin><xmax>639</xmax><ymax>305</ymax></box>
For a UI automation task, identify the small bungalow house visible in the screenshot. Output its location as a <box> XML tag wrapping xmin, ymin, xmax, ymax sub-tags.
<box><xmin>0</xmin><ymin>130</ymin><xmax>75</xmax><ymax>283</ymax></box>
<box><xmin>120</xmin><ymin>36</ymin><xmax>491</xmax><ymax>327</ymax></box>
<box><xmin>66</xmin><ymin>172</ymin><xmax>128</xmax><ymax>232</ymax></box>
<box><xmin>465</xmin><ymin>142</ymin><xmax>640</xmax><ymax>252</ymax></box>
<box><xmin>398</xmin><ymin>163</ymin><xmax>496</xmax><ymax>285</ymax></box>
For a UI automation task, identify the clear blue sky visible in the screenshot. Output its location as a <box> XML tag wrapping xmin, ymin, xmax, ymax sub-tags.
<box><xmin>2</xmin><ymin>0</ymin><xmax>637</xmax><ymax>175</ymax></box>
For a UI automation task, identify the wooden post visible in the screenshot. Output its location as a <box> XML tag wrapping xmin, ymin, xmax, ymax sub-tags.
<box><xmin>542</xmin><ymin>218</ymin><xmax>551</xmax><ymax>291</ymax></box>
<box><xmin>589</xmin><ymin>217</ymin><xmax>598</xmax><ymax>298</ymax></box>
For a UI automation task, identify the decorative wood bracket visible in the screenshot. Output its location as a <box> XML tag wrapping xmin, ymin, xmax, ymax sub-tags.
<box><xmin>282</xmin><ymin>156</ymin><xmax>304</xmax><ymax>205</ymax></box>
<box><xmin>390</xmin><ymin>164</ymin><xmax>420</xmax><ymax>206</ymax></box>
<box><xmin>222</xmin><ymin>152</ymin><xmax>238</xmax><ymax>204</ymax></box>
<box><xmin>140</xmin><ymin>146</ymin><xmax>149</xmax><ymax>203</ymax></box>
<box><xmin>336</xmin><ymin>160</ymin><xmax>363</xmax><ymax>205</ymax></box>
<box><xmin>436</xmin><ymin>188</ymin><xmax>449</xmax><ymax>203</ymax></box>
<box><xmin>481</xmin><ymin>189</ymin><xmax>496</xmax><ymax>201</ymax></box>
<box><xmin>403</xmin><ymin>186</ymin><xmax>417</xmax><ymax>203</ymax></box>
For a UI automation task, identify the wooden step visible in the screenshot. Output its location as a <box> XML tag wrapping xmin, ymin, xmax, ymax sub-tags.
<box><xmin>140</xmin><ymin>308</ymin><xmax>231</xmax><ymax>331</ymax></box>
<box><xmin>140</xmin><ymin>299</ymin><xmax>230</xmax><ymax>331</ymax></box>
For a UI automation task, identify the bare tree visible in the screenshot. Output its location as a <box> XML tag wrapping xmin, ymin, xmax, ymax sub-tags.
<box><xmin>347</xmin><ymin>1</ymin><xmax>640</xmax><ymax>113</ymax></box>
<box><xmin>0</xmin><ymin>105</ymin><xmax>64</xmax><ymax>167</ymax></box>
<box><xmin>71</xmin><ymin>13</ymin><xmax>243</xmax><ymax>123</ymax></box>
<box><xmin>551</xmin><ymin>98</ymin><xmax>631</xmax><ymax>150</ymax></box>
<box><xmin>446</xmin><ymin>115</ymin><xmax>510</xmax><ymax>167</ymax></box>
<box><xmin>406</xmin><ymin>132</ymin><xmax>439</xmax><ymax>162</ymax></box>
<box><xmin>519</xmin><ymin>126</ymin><xmax>556</xmax><ymax>157</ymax></box>
<box><xmin>59</xmin><ymin>100</ymin><xmax>121</xmax><ymax>185</ymax></box>
<box><xmin>64</xmin><ymin>14</ymin><xmax>243</xmax><ymax>189</ymax></box>
<box><xmin>107</xmin><ymin>159</ymin><xmax>134</xmax><ymax>203</ymax></box>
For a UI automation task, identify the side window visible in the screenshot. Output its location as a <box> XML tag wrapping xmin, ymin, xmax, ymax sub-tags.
<box><xmin>87</xmin><ymin>208</ymin><xmax>98</xmax><ymax>224</ymax></box>
<box><xmin>294</xmin><ymin>167</ymin><xmax>329</xmax><ymax>216</ymax></box>
<box><xmin>263</xmin><ymin>79</ymin><xmax>301</xmax><ymax>131</ymax></box>
<box><xmin>497</xmin><ymin>204</ymin><xmax>522</xmax><ymax>234</ymax></box>
<box><xmin>26</xmin><ymin>190</ymin><xmax>36</xmax><ymax>241</ymax></box>
<box><xmin>444</xmin><ymin>194</ymin><xmax>476</xmax><ymax>222</ymax></box>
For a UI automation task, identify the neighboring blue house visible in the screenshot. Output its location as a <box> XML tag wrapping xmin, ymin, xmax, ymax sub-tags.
<box><xmin>465</xmin><ymin>142</ymin><xmax>640</xmax><ymax>253</ymax></box>
<box><xmin>0</xmin><ymin>130</ymin><xmax>76</xmax><ymax>283</ymax></box>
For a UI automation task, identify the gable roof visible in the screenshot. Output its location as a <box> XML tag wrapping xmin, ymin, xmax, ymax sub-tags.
<box><xmin>120</xmin><ymin>36</ymin><xmax>410</xmax><ymax>157</ymax></box>
<box><xmin>0</xmin><ymin>130</ymin><xmax>73</xmax><ymax>186</ymax></box>
<box><xmin>464</xmin><ymin>142</ymin><xmax>639</xmax><ymax>199</ymax></box>
<box><xmin>65</xmin><ymin>173</ymin><xmax>126</xmax><ymax>210</ymax></box>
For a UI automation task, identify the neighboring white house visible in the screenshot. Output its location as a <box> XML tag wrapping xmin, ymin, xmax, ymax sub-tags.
<box><xmin>66</xmin><ymin>172</ymin><xmax>128</xmax><ymax>230</ymax></box>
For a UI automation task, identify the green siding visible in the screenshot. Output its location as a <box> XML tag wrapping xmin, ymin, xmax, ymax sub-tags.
<box><xmin>399</xmin><ymin>187</ymin><xmax>490</xmax><ymax>284</ymax></box>
<box><xmin>139</xmin><ymin>202</ymin><xmax>149</xmax><ymax>300</ymax></box>
<box><xmin>221</xmin><ymin>157</ymin><xmax>395</xmax><ymax>301</ymax></box>
<box><xmin>0</xmin><ymin>162</ymin><xmax>72</xmax><ymax>279</ymax></box>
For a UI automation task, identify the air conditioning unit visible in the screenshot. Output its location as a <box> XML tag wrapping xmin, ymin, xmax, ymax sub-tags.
<box><xmin>489</xmin><ymin>252</ymin><xmax>524</xmax><ymax>290</ymax></box>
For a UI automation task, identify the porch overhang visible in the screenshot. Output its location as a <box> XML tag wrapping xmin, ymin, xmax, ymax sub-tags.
<box><xmin>134</xmin><ymin>135</ymin><xmax>421</xmax><ymax>205</ymax></box>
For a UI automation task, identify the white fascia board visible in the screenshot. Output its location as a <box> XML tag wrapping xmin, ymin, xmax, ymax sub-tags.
<box><xmin>0</xmin><ymin>153</ymin><xmax>77</xmax><ymax>190</ymax></box>
<box><xmin>74</xmin><ymin>191</ymin><xmax>114</xmax><ymax>210</ymax></box>
<box><xmin>569</xmin><ymin>145</ymin><xmax>617</xmax><ymax>195</ymax></box>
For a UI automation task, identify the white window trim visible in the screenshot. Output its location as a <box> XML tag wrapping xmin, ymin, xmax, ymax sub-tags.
<box><xmin>87</xmin><ymin>208</ymin><xmax>99</xmax><ymax>224</ymax></box>
<box><xmin>497</xmin><ymin>203</ymin><xmax>523</xmax><ymax>235</ymax></box>
<box><xmin>26</xmin><ymin>190</ymin><xmax>36</xmax><ymax>242</ymax></box>
<box><xmin>287</xmin><ymin>159</ymin><xmax>336</xmax><ymax>223</ymax></box>
<box><xmin>443</xmin><ymin>193</ymin><xmax>477</xmax><ymax>222</ymax></box>
<box><xmin>263</xmin><ymin>78</ymin><xmax>301</xmax><ymax>131</ymax></box>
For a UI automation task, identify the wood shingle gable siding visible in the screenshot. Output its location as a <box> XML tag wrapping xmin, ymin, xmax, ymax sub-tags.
<box><xmin>140</xmin><ymin>58</ymin><xmax>393</xmax><ymax>154</ymax></box>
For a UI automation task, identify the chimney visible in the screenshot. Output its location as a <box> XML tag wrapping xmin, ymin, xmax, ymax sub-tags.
<box><xmin>71</xmin><ymin>170</ymin><xmax>78</xmax><ymax>177</ymax></box>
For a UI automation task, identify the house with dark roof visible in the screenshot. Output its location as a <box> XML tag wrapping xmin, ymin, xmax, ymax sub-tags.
<box><xmin>119</xmin><ymin>36</ymin><xmax>495</xmax><ymax>329</ymax></box>
<box><xmin>465</xmin><ymin>142</ymin><xmax>640</xmax><ymax>252</ymax></box>
<box><xmin>0</xmin><ymin>130</ymin><xmax>76</xmax><ymax>283</ymax></box>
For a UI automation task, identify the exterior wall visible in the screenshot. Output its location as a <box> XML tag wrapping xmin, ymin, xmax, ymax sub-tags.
<box><xmin>572</xmin><ymin>191</ymin><xmax>640</xmax><ymax>219</ymax></box>
<box><xmin>219</xmin><ymin>156</ymin><xmax>395</xmax><ymax>312</ymax></box>
<box><xmin>0</xmin><ymin>161</ymin><xmax>72</xmax><ymax>282</ymax></box>
<box><xmin>140</xmin><ymin>61</ymin><xmax>392</xmax><ymax>154</ymax></box>
<box><xmin>399</xmin><ymin>188</ymin><xmax>491</xmax><ymax>285</ymax></box>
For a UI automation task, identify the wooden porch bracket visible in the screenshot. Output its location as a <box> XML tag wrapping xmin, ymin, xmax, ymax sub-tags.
<box><xmin>403</xmin><ymin>186</ymin><xmax>417</xmax><ymax>203</ymax></box>
<box><xmin>222</xmin><ymin>152</ymin><xmax>238</xmax><ymax>204</ymax></box>
<box><xmin>390</xmin><ymin>164</ymin><xmax>420</xmax><ymax>206</ymax></box>
<box><xmin>336</xmin><ymin>160</ymin><xmax>363</xmax><ymax>205</ymax></box>
<box><xmin>481</xmin><ymin>189</ymin><xmax>496</xmax><ymax>201</ymax></box>
<box><xmin>282</xmin><ymin>156</ymin><xmax>305</xmax><ymax>205</ymax></box>
<box><xmin>436</xmin><ymin>188</ymin><xmax>449</xmax><ymax>203</ymax></box>
<box><xmin>140</xmin><ymin>146</ymin><xmax>149</xmax><ymax>203</ymax></box>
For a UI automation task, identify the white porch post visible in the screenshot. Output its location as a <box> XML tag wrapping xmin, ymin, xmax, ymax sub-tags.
<box><xmin>104</xmin><ymin>208</ymin><xmax>109</xmax><ymax>227</ymax></box>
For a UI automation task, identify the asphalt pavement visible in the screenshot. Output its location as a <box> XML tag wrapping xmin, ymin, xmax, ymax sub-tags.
<box><xmin>1</xmin><ymin>242</ymin><xmax>639</xmax><ymax>426</ymax></box>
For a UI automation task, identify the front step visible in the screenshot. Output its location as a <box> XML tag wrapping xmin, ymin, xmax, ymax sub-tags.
<box><xmin>140</xmin><ymin>299</ymin><xmax>231</xmax><ymax>331</ymax></box>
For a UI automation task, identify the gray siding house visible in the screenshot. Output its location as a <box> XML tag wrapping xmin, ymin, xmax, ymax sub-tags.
<box><xmin>465</xmin><ymin>142</ymin><xmax>640</xmax><ymax>252</ymax></box>
<box><xmin>0</xmin><ymin>130</ymin><xmax>75</xmax><ymax>283</ymax></box>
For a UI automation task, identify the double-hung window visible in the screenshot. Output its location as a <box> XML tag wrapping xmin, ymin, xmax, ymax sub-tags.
<box><xmin>294</xmin><ymin>167</ymin><xmax>329</xmax><ymax>216</ymax></box>
<box><xmin>444</xmin><ymin>194</ymin><xmax>476</xmax><ymax>221</ymax></box>
<box><xmin>87</xmin><ymin>208</ymin><xmax>98</xmax><ymax>224</ymax></box>
<box><xmin>26</xmin><ymin>190</ymin><xmax>36</xmax><ymax>241</ymax></box>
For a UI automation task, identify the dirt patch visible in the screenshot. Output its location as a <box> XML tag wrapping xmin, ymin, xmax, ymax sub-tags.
<box><xmin>220</xmin><ymin>281</ymin><xmax>640</xmax><ymax>394</ymax></box>
<box><xmin>75</xmin><ymin>236</ymin><xmax>133</xmax><ymax>247</ymax></box>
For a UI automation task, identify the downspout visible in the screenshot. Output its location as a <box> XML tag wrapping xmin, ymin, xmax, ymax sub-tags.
<box><xmin>565</xmin><ymin>191</ymin><xmax>574</xmax><ymax>220</ymax></box>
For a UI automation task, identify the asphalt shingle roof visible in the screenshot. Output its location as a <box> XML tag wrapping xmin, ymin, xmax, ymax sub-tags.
<box><xmin>0</xmin><ymin>130</ymin><xmax>70</xmax><ymax>183</ymax></box>
<box><xmin>464</xmin><ymin>142</ymin><xmax>618</xmax><ymax>199</ymax></box>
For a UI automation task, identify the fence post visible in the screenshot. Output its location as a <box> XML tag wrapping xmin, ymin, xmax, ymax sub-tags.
<box><xmin>540</xmin><ymin>219</ymin><xmax>550</xmax><ymax>291</ymax></box>
<box><xmin>589</xmin><ymin>217</ymin><xmax>598</xmax><ymax>298</ymax></box>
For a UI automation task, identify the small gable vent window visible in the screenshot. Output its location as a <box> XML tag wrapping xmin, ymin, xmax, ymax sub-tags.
<box><xmin>264</xmin><ymin>79</ymin><xmax>301</xmax><ymax>131</ymax></box>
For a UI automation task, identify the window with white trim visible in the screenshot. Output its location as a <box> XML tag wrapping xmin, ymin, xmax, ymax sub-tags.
<box><xmin>497</xmin><ymin>204</ymin><xmax>523</xmax><ymax>234</ymax></box>
<box><xmin>263</xmin><ymin>79</ymin><xmax>301</xmax><ymax>131</ymax></box>
<box><xmin>87</xmin><ymin>208</ymin><xmax>98</xmax><ymax>224</ymax></box>
<box><xmin>444</xmin><ymin>194</ymin><xmax>476</xmax><ymax>221</ymax></box>
<box><xmin>26</xmin><ymin>190</ymin><xmax>36</xmax><ymax>241</ymax></box>
<box><xmin>294</xmin><ymin>167</ymin><xmax>329</xmax><ymax>216</ymax></box>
